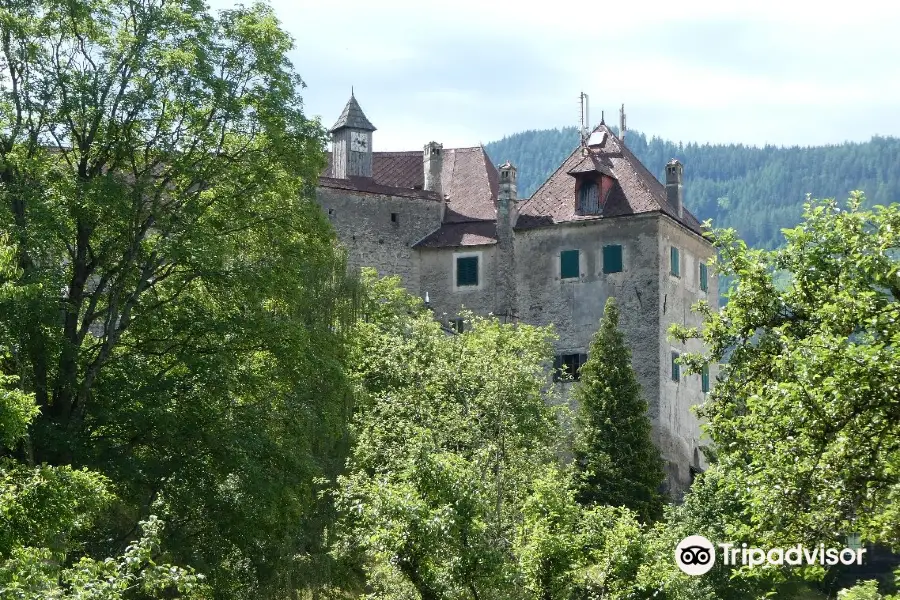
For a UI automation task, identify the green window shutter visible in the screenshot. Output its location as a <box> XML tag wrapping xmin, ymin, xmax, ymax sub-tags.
<box><xmin>560</xmin><ymin>250</ymin><xmax>579</xmax><ymax>279</ymax></box>
<box><xmin>701</xmin><ymin>364</ymin><xmax>710</xmax><ymax>393</ymax></box>
<box><xmin>456</xmin><ymin>256</ymin><xmax>478</xmax><ymax>287</ymax></box>
<box><xmin>700</xmin><ymin>262</ymin><xmax>708</xmax><ymax>292</ymax></box>
<box><xmin>603</xmin><ymin>244</ymin><xmax>623</xmax><ymax>273</ymax></box>
<box><xmin>671</xmin><ymin>352</ymin><xmax>680</xmax><ymax>382</ymax></box>
<box><xmin>670</xmin><ymin>246</ymin><xmax>680</xmax><ymax>277</ymax></box>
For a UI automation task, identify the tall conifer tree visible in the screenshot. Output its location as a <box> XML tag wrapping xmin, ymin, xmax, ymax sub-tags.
<box><xmin>573</xmin><ymin>297</ymin><xmax>666</xmax><ymax>523</ymax></box>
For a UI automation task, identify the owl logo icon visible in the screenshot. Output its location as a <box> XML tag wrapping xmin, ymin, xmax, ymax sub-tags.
<box><xmin>675</xmin><ymin>535</ymin><xmax>716</xmax><ymax>575</ymax></box>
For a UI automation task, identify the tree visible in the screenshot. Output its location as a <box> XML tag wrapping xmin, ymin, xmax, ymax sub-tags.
<box><xmin>672</xmin><ymin>193</ymin><xmax>900</xmax><ymax>549</ymax></box>
<box><xmin>335</xmin><ymin>272</ymin><xmax>566</xmax><ymax>599</ymax></box>
<box><xmin>0</xmin><ymin>0</ymin><xmax>357</xmax><ymax>595</ymax></box>
<box><xmin>572</xmin><ymin>297</ymin><xmax>665</xmax><ymax>523</ymax></box>
<box><xmin>0</xmin><ymin>234</ymin><xmax>207</xmax><ymax>599</ymax></box>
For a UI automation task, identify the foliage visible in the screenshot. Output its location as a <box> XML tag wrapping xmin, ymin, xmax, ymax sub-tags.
<box><xmin>0</xmin><ymin>235</ymin><xmax>207</xmax><ymax>598</ymax></box>
<box><xmin>837</xmin><ymin>580</ymin><xmax>899</xmax><ymax>600</ymax></box>
<box><xmin>336</xmin><ymin>271</ymin><xmax>563</xmax><ymax>598</ymax></box>
<box><xmin>0</xmin><ymin>0</ymin><xmax>358</xmax><ymax>596</ymax></box>
<box><xmin>572</xmin><ymin>297</ymin><xmax>665</xmax><ymax>523</ymax></box>
<box><xmin>0</xmin><ymin>517</ymin><xmax>209</xmax><ymax>600</ymax></box>
<box><xmin>671</xmin><ymin>194</ymin><xmax>900</xmax><ymax>551</ymax></box>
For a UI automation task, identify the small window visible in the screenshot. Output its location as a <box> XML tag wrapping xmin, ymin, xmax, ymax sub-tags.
<box><xmin>391</xmin><ymin>212</ymin><xmax>398</xmax><ymax>223</ymax></box>
<box><xmin>699</xmin><ymin>262</ymin><xmax>708</xmax><ymax>292</ymax></box>
<box><xmin>328</xmin><ymin>208</ymin><xmax>334</xmax><ymax>216</ymax></box>
<box><xmin>670</xmin><ymin>246</ymin><xmax>680</xmax><ymax>277</ymax></box>
<box><xmin>578</xmin><ymin>180</ymin><xmax>600</xmax><ymax>214</ymax></box>
<box><xmin>553</xmin><ymin>353</ymin><xmax>588</xmax><ymax>381</ymax></box>
<box><xmin>603</xmin><ymin>244</ymin><xmax>623</xmax><ymax>273</ymax></box>
<box><xmin>701</xmin><ymin>363</ymin><xmax>710</xmax><ymax>393</ymax></box>
<box><xmin>560</xmin><ymin>250</ymin><xmax>579</xmax><ymax>279</ymax></box>
<box><xmin>449</xmin><ymin>318</ymin><xmax>465</xmax><ymax>333</ymax></box>
<box><xmin>671</xmin><ymin>352</ymin><xmax>681</xmax><ymax>382</ymax></box>
<box><xmin>456</xmin><ymin>256</ymin><xmax>478</xmax><ymax>287</ymax></box>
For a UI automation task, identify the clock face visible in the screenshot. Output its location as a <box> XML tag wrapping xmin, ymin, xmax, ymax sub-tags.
<box><xmin>350</xmin><ymin>131</ymin><xmax>368</xmax><ymax>152</ymax></box>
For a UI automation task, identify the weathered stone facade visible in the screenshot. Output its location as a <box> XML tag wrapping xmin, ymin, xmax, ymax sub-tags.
<box><xmin>317</xmin><ymin>94</ymin><xmax>717</xmax><ymax>497</ymax></box>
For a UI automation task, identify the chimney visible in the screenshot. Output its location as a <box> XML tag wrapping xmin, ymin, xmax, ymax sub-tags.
<box><xmin>496</xmin><ymin>161</ymin><xmax>518</xmax><ymax>318</ymax></box>
<box><xmin>666</xmin><ymin>159</ymin><xmax>684</xmax><ymax>219</ymax></box>
<box><xmin>423</xmin><ymin>142</ymin><xmax>443</xmax><ymax>195</ymax></box>
<box><xmin>619</xmin><ymin>103</ymin><xmax>627</xmax><ymax>145</ymax></box>
<box><xmin>498</xmin><ymin>160</ymin><xmax>518</xmax><ymax>209</ymax></box>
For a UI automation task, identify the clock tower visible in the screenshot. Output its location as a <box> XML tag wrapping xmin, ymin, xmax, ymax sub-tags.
<box><xmin>330</xmin><ymin>91</ymin><xmax>376</xmax><ymax>179</ymax></box>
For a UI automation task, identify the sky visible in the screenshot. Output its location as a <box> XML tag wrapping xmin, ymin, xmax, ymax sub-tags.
<box><xmin>212</xmin><ymin>0</ymin><xmax>900</xmax><ymax>151</ymax></box>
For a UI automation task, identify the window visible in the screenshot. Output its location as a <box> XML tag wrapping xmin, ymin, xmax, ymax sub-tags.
<box><xmin>699</xmin><ymin>262</ymin><xmax>708</xmax><ymax>292</ymax></box>
<box><xmin>391</xmin><ymin>212</ymin><xmax>398</xmax><ymax>223</ymax></box>
<box><xmin>456</xmin><ymin>256</ymin><xmax>478</xmax><ymax>287</ymax></box>
<box><xmin>553</xmin><ymin>353</ymin><xmax>588</xmax><ymax>381</ymax></box>
<box><xmin>578</xmin><ymin>180</ymin><xmax>600</xmax><ymax>214</ymax></box>
<box><xmin>670</xmin><ymin>246</ymin><xmax>680</xmax><ymax>277</ymax></box>
<box><xmin>560</xmin><ymin>249</ymin><xmax>579</xmax><ymax>279</ymax></box>
<box><xmin>603</xmin><ymin>244</ymin><xmax>623</xmax><ymax>273</ymax></box>
<box><xmin>671</xmin><ymin>352</ymin><xmax>681</xmax><ymax>382</ymax></box>
<box><xmin>701</xmin><ymin>363</ymin><xmax>709</xmax><ymax>393</ymax></box>
<box><xmin>449</xmin><ymin>318</ymin><xmax>465</xmax><ymax>334</ymax></box>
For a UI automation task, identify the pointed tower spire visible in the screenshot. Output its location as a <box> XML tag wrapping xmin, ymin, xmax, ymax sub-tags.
<box><xmin>331</xmin><ymin>91</ymin><xmax>376</xmax><ymax>178</ymax></box>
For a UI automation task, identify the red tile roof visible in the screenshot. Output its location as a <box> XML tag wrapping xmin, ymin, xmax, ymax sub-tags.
<box><xmin>318</xmin><ymin>176</ymin><xmax>440</xmax><ymax>200</ymax></box>
<box><xmin>516</xmin><ymin>124</ymin><xmax>704</xmax><ymax>234</ymax></box>
<box><xmin>322</xmin><ymin>147</ymin><xmax>498</xmax><ymax>219</ymax></box>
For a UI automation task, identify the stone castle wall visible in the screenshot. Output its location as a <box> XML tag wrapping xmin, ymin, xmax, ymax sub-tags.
<box><xmin>316</xmin><ymin>187</ymin><xmax>443</xmax><ymax>290</ymax></box>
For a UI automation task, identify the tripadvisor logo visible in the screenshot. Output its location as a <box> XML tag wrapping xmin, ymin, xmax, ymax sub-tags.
<box><xmin>674</xmin><ymin>535</ymin><xmax>867</xmax><ymax>576</ymax></box>
<box><xmin>675</xmin><ymin>535</ymin><xmax>716</xmax><ymax>575</ymax></box>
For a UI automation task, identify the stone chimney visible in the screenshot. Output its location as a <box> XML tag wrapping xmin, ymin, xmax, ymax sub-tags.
<box><xmin>496</xmin><ymin>161</ymin><xmax>518</xmax><ymax>318</ymax></box>
<box><xmin>666</xmin><ymin>159</ymin><xmax>684</xmax><ymax>219</ymax></box>
<box><xmin>423</xmin><ymin>142</ymin><xmax>443</xmax><ymax>195</ymax></box>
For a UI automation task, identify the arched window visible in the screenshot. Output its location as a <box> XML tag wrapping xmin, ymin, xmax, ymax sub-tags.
<box><xmin>578</xmin><ymin>180</ymin><xmax>600</xmax><ymax>214</ymax></box>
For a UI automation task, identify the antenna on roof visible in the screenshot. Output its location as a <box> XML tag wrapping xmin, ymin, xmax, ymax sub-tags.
<box><xmin>579</xmin><ymin>92</ymin><xmax>590</xmax><ymax>145</ymax></box>
<box><xmin>619</xmin><ymin>103</ymin><xmax>627</xmax><ymax>145</ymax></box>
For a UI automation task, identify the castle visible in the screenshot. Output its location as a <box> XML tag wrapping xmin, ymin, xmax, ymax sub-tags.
<box><xmin>316</xmin><ymin>93</ymin><xmax>718</xmax><ymax>496</ymax></box>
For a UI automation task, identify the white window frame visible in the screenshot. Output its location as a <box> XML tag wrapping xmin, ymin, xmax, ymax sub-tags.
<box><xmin>453</xmin><ymin>250</ymin><xmax>484</xmax><ymax>292</ymax></box>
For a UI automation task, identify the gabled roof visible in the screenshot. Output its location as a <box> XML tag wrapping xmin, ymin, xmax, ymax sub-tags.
<box><xmin>516</xmin><ymin>123</ymin><xmax>704</xmax><ymax>234</ymax></box>
<box><xmin>330</xmin><ymin>94</ymin><xmax>376</xmax><ymax>133</ymax></box>
<box><xmin>322</xmin><ymin>146</ymin><xmax>499</xmax><ymax>219</ymax></box>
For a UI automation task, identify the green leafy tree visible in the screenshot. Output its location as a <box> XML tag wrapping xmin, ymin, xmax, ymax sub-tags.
<box><xmin>572</xmin><ymin>297</ymin><xmax>665</xmax><ymax>523</ymax></box>
<box><xmin>672</xmin><ymin>193</ymin><xmax>900</xmax><ymax>550</ymax></box>
<box><xmin>337</xmin><ymin>272</ymin><xmax>569</xmax><ymax>598</ymax></box>
<box><xmin>0</xmin><ymin>235</ymin><xmax>207</xmax><ymax>599</ymax></box>
<box><xmin>0</xmin><ymin>0</ymin><xmax>356</xmax><ymax>595</ymax></box>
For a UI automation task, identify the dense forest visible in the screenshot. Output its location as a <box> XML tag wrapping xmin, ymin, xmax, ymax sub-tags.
<box><xmin>485</xmin><ymin>127</ymin><xmax>900</xmax><ymax>249</ymax></box>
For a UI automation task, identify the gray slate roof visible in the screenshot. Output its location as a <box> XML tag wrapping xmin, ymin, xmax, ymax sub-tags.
<box><xmin>330</xmin><ymin>94</ymin><xmax>377</xmax><ymax>133</ymax></box>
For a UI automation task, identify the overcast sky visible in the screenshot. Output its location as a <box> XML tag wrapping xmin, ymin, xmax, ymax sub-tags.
<box><xmin>213</xmin><ymin>0</ymin><xmax>900</xmax><ymax>151</ymax></box>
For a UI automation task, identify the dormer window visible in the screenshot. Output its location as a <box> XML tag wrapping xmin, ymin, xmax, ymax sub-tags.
<box><xmin>578</xmin><ymin>180</ymin><xmax>600</xmax><ymax>214</ymax></box>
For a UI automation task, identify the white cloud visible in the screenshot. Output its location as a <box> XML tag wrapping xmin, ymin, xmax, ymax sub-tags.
<box><xmin>211</xmin><ymin>0</ymin><xmax>900</xmax><ymax>149</ymax></box>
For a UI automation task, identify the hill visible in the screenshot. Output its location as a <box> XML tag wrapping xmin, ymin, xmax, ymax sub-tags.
<box><xmin>484</xmin><ymin>127</ymin><xmax>900</xmax><ymax>249</ymax></box>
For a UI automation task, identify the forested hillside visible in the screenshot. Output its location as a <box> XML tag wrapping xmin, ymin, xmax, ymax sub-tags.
<box><xmin>485</xmin><ymin>127</ymin><xmax>900</xmax><ymax>249</ymax></box>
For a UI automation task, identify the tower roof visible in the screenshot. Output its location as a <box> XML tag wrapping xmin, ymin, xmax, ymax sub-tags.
<box><xmin>330</xmin><ymin>92</ymin><xmax>376</xmax><ymax>133</ymax></box>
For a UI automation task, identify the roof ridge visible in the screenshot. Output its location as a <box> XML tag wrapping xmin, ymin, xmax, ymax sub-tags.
<box><xmin>518</xmin><ymin>143</ymin><xmax>583</xmax><ymax>209</ymax></box>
